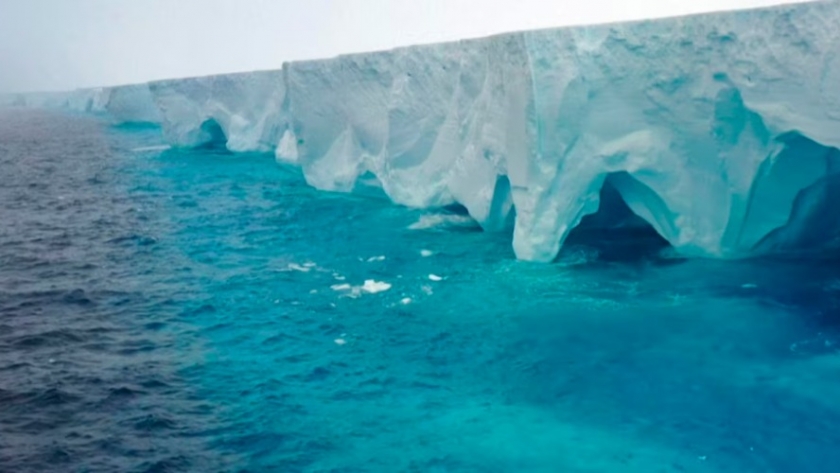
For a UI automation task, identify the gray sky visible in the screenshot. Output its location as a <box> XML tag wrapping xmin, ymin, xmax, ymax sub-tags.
<box><xmin>0</xmin><ymin>0</ymin><xmax>804</xmax><ymax>93</ymax></box>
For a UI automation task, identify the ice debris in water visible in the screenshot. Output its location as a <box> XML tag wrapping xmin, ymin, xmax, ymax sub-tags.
<box><xmin>334</xmin><ymin>338</ymin><xmax>347</xmax><ymax>346</ymax></box>
<box><xmin>286</xmin><ymin>263</ymin><xmax>311</xmax><ymax>272</ymax></box>
<box><xmin>367</xmin><ymin>256</ymin><xmax>386</xmax><ymax>262</ymax></box>
<box><xmin>400</xmin><ymin>297</ymin><xmax>412</xmax><ymax>305</ymax></box>
<box><xmin>409</xmin><ymin>214</ymin><xmax>478</xmax><ymax>231</ymax></box>
<box><xmin>428</xmin><ymin>274</ymin><xmax>443</xmax><ymax>282</ymax></box>
<box><xmin>331</xmin><ymin>280</ymin><xmax>392</xmax><ymax>297</ymax></box>
<box><xmin>131</xmin><ymin>145</ymin><xmax>172</xmax><ymax>153</ymax></box>
<box><xmin>361</xmin><ymin>280</ymin><xmax>391</xmax><ymax>294</ymax></box>
<box><xmin>420</xmin><ymin>249</ymin><xmax>434</xmax><ymax>257</ymax></box>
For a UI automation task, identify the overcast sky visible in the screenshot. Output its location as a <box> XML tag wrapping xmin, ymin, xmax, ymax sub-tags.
<box><xmin>0</xmin><ymin>0</ymin><xmax>805</xmax><ymax>93</ymax></box>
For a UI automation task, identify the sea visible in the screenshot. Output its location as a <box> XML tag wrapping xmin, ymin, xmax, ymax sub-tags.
<box><xmin>1</xmin><ymin>109</ymin><xmax>840</xmax><ymax>472</ymax></box>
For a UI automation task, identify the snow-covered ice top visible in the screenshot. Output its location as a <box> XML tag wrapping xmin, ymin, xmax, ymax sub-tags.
<box><xmin>12</xmin><ymin>0</ymin><xmax>840</xmax><ymax>262</ymax></box>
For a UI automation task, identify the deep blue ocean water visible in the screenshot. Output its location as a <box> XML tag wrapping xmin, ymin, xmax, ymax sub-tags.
<box><xmin>2</xmin><ymin>110</ymin><xmax>840</xmax><ymax>472</ymax></box>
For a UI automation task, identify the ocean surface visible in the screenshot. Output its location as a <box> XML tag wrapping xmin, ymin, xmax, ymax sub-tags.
<box><xmin>1</xmin><ymin>109</ymin><xmax>840</xmax><ymax>472</ymax></box>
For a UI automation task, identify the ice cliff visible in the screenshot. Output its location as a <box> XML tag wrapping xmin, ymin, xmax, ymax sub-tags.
<box><xmin>10</xmin><ymin>0</ymin><xmax>840</xmax><ymax>262</ymax></box>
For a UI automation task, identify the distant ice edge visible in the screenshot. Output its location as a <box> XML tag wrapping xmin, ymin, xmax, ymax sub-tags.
<box><xmin>9</xmin><ymin>0</ymin><xmax>840</xmax><ymax>262</ymax></box>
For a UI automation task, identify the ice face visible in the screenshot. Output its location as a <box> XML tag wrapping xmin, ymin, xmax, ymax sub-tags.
<box><xmin>18</xmin><ymin>0</ymin><xmax>840</xmax><ymax>262</ymax></box>
<box><xmin>148</xmin><ymin>71</ymin><xmax>287</xmax><ymax>152</ymax></box>
<box><xmin>104</xmin><ymin>85</ymin><xmax>160</xmax><ymax>124</ymax></box>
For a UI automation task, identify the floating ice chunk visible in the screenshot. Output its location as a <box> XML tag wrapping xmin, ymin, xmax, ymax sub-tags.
<box><xmin>420</xmin><ymin>249</ymin><xmax>434</xmax><ymax>257</ymax></box>
<box><xmin>334</xmin><ymin>338</ymin><xmax>347</xmax><ymax>346</ymax></box>
<box><xmin>428</xmin><ymin>274</ymin><xmax>443</xmax><ymax>282</ymax></box>
<box><xmin>131</xmin><ymin>145</ymin><xmax>172</xmax><ymax>153</ymax></box>
<box><xmin>331</xmin><ymin>280</ymin><xmax>391</xmax><ymax>297</ymax></box>
<box><xmin>361</xmin><ymin>280</ymin><xmax>392</xmax><ymax>294</ymax></box>
<box><xmin>409</xmin><ymin>214</ymin><xmax>478</xmax><ymax>231</ymax></box>
<box><xmin>367</xmin><ymin>256</ymin><xmax>386</xmax><ymax>262</ymax></box>
<box><xmin>400</xmin><ymin>297</ymin><xmax>412</xmax><ymax>305</ymax></box>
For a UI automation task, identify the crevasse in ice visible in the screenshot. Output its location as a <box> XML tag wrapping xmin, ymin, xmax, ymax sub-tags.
<box><xmin>9</xmin><ymin>0</ymin><xmax>840</xmax><ymax>262</ymax></box>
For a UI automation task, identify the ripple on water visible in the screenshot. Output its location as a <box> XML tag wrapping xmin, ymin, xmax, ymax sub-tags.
<box><xmin>0</xmin><ymin>111</ymin><xmax>219</xmax><ymax>472</ymax></box>
<box><xmin>4</xmin><ymin>110</ymin><xmax>840</xmax><ymax>472</ymax></box>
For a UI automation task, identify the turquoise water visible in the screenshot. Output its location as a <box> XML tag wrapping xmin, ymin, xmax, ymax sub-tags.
<box><xmin>2</xmin><ymin>110</ymin><xmax>840</xmax><ymax>472</ymax></box>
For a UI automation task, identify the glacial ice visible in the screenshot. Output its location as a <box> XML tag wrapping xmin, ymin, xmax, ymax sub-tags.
<box><xmin>11</xmin><ymin>0</ymin><xmax>840</xmax><ymax>262</ymax></box>
<box><xmin>103</xmin><ymin>85</ymin><xmax>161</xmax><ymax>124</ymax></box>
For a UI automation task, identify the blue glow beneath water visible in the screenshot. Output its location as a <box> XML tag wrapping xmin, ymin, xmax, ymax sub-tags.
<box><xmin>2</xmin><ymin>111</ymin><xmax>840</xmax><ymax>472</ymax></box>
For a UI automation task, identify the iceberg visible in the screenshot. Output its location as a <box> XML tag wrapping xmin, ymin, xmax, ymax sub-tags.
<box><xmin>15</xmin><ymin>0</ymin><xmax>840</xmax><ymax>262</ymax></box>
<box><xmin>148</xmin><ymin>71</ymin><xmax>286</xmax><ymax>152</ymax></box>
<box><xmin>103</xmin><ymin>84</ymin><xmax>161</xmax><ymax>124</ymax></box>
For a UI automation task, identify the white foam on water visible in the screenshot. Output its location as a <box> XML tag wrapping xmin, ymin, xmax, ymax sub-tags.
<box><xmin>420</xmin><ymin>249</ymin><xmax>434</xmax><ymax>257</ymax></box>
<box><xmin>286</xmin><ymin>263</ymin><xmax>311</xmax><ymax>273</ymax></box>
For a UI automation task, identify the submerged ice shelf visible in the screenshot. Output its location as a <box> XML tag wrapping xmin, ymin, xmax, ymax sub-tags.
<box><xmin>9</xmin><ymin>0</ymin><xmax>840</xmax><ymax>262</ymax></box>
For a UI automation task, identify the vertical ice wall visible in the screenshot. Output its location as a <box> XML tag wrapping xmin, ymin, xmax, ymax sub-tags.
<box><xmin>104</xmin><ymin>85</ymin><xmax>161</xmax><ymax>124</ymax></box>
<box><xmin>148</xmin><ymin>71</ymin><xmax>287</xmax><ymax>152</ymax></box>
<box><xmin>13</xmin><ymin>0</ymin><xmax>840</xmax><ymax>262</ymax></box>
